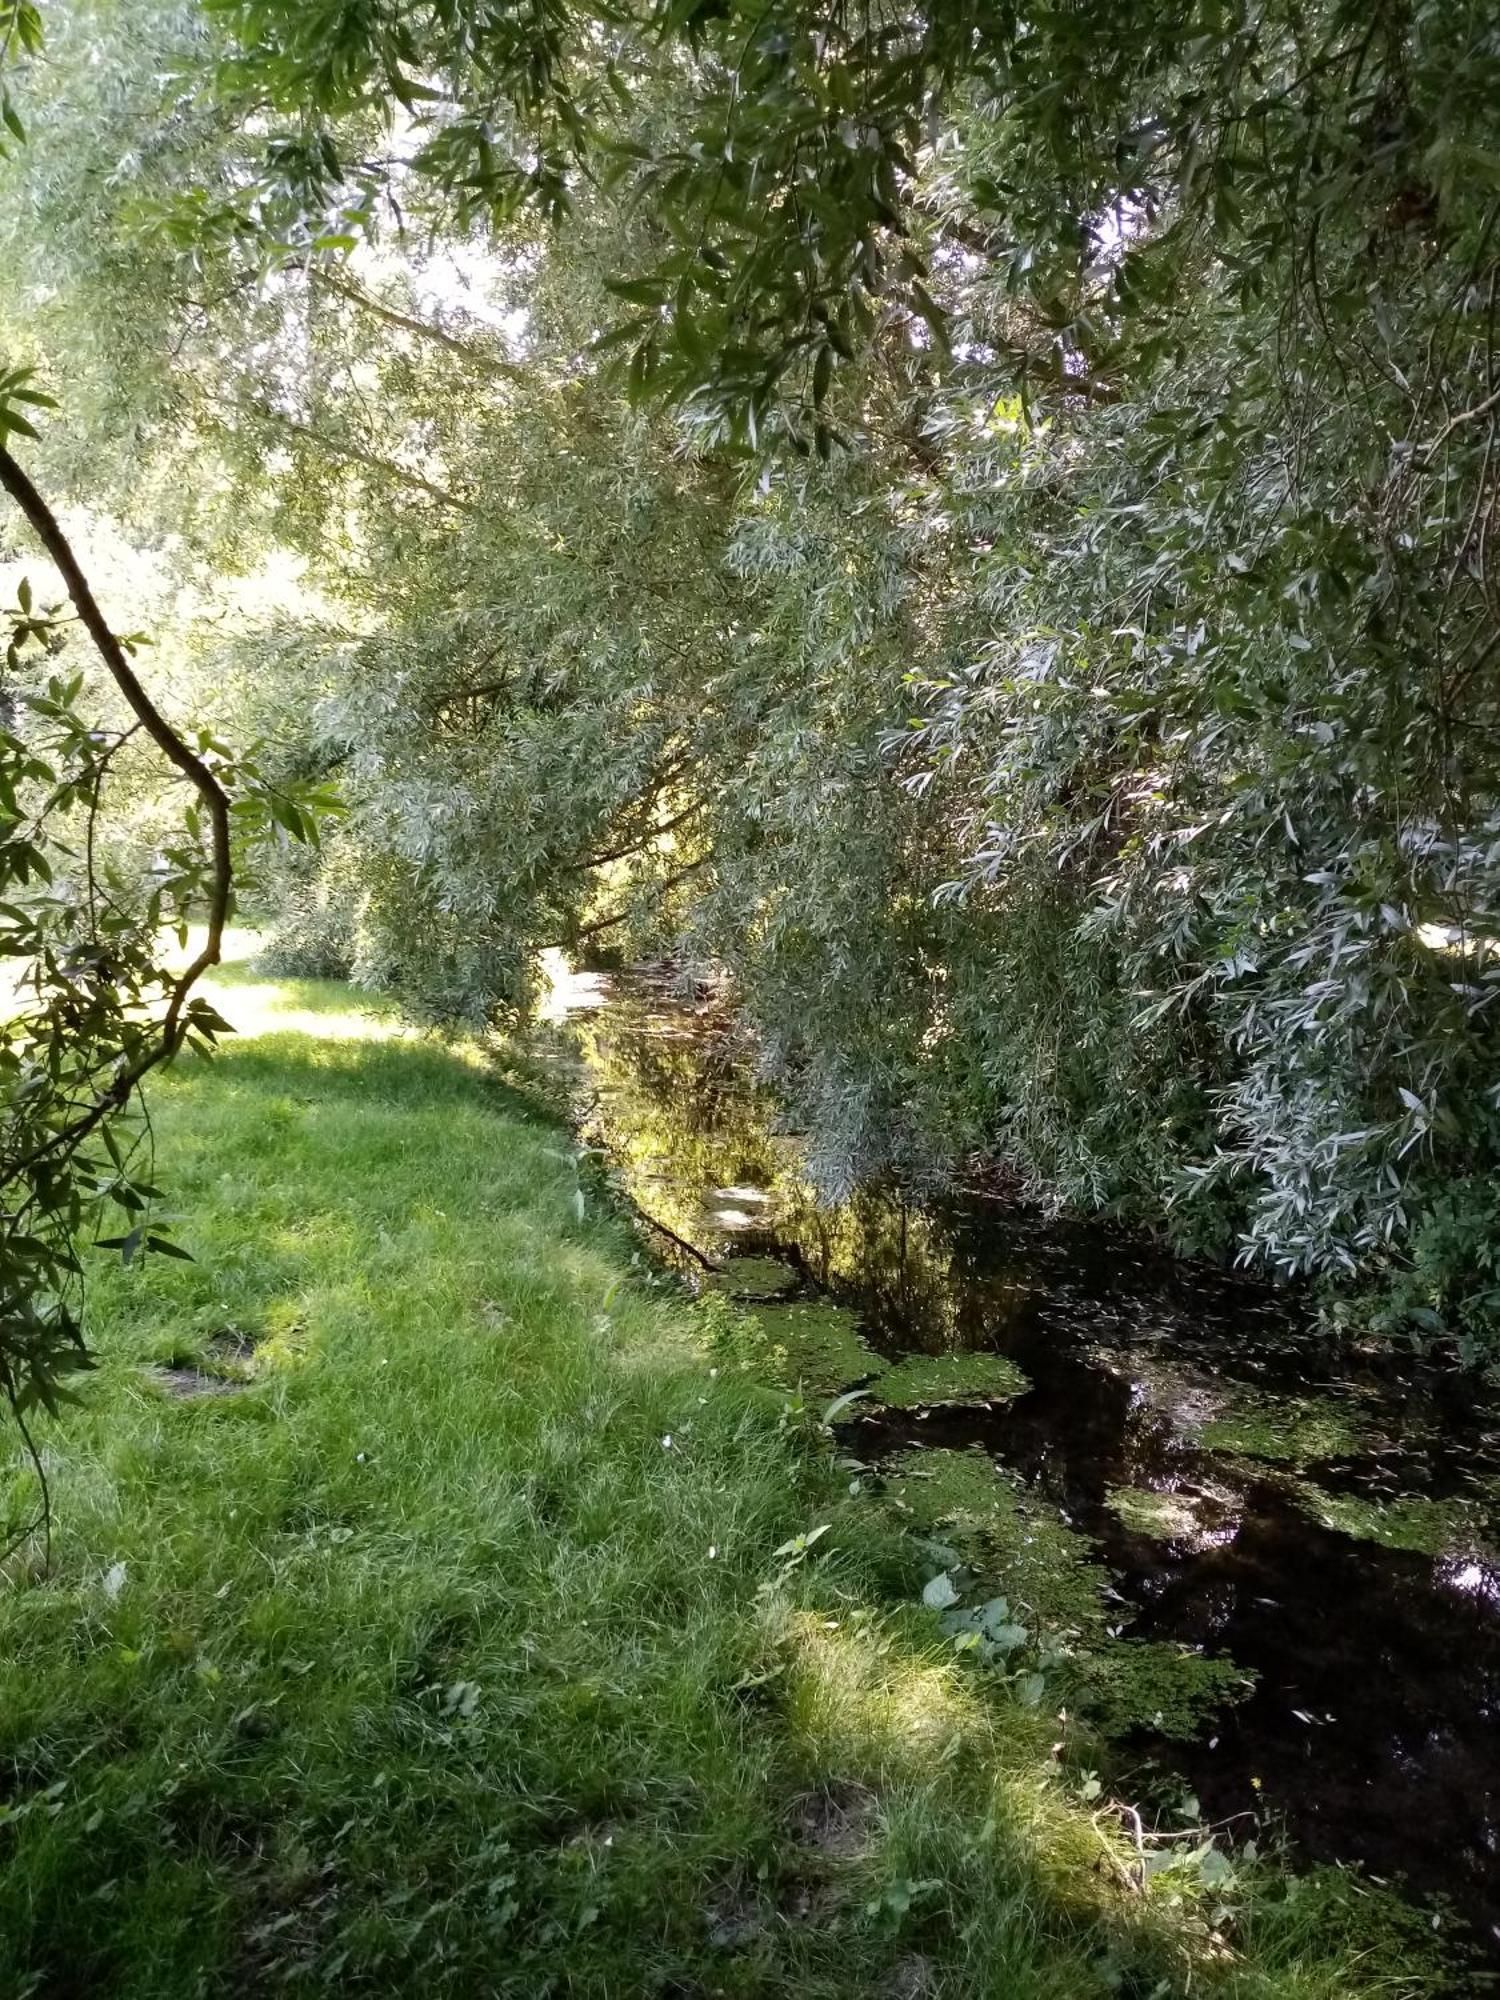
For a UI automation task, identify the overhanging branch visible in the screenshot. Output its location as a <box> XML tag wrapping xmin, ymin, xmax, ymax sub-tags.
<box><xmin>308</xmin><ymin>267</ymin><xmax>527</xmax><ymax>381</ymax></box>
<box><xmin>0</xmin><ymin>444</ymin><xmax>234</xmax><ymax>1179</ymax></box>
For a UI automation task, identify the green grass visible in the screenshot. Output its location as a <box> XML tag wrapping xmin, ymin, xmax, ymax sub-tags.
<box><xmin>0</xmin><ymin>965</ymin><xmax>1458</xmax><ymax>1997</ymax></box>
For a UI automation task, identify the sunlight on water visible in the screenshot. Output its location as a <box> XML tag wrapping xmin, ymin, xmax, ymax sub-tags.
<box><xmin>535</xmin><ymin>948</ymin><xmax>611</xmax><ymax>1022</ymax></box>
<box><xmin>1437</xmin><ymin>1555</ymin><xmax>1500</xmax><ymax>1608</ymax></box>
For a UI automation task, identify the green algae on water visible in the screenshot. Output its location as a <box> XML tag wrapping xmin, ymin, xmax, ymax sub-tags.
<box><xmin>1292</xmin><ymin>1483</ymin><xmax>1496</xmax><ymax>1556</ymax></box>
<box><xmin>888</xmin><ymin>1450</ymin><xmax>1257</xmax><ymax>1738</ymax></box>
<box><xmin>707</xmin><ymin>1254</ymin><xmax>800</xmax><ymax>1300</ymax></box>
<box><xmin>873</xmin><ymin>1350</ymin><xmax>1028</xmax><ymax>1410</ymax></box>
<box><xmin>1194</xmin><ymin>1390</ymin><xmax>1369</xmax><ymax>1466</ymax></box>
<box><xmin>1107</xmin><ymin>1486</ymin><xmax>1205</xmax><ymax>1543</ymax></box>
<box><xmin>1072</xmin><ymin>1640</ymin><xmax>1257</xmax><ymax>1741</ymax></box>
<box><xmin>746</xmin><ymin>1301</ymin><xmax>884</xmax><ymax>1395</ymax></box>
<box><xmin>886</xmin><ymin>1448</ymin><xmax>1110</xmax><ymax>1639</ymax></box>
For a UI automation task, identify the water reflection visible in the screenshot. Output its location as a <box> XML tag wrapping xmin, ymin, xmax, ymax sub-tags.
<box><xmin>552</xmin><ymin>969</ymin><xmax>1500</xmax><ymax>1955</ymax></box>
<box><xmin>1439</xmin><ymin>1555</ymin><xmax>1500</xmax><ymax>1609</ymax></box>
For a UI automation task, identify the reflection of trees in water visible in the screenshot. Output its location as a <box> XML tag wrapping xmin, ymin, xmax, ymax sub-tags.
<box><xmin>576</xmin><ymin>997</ymin><xmax>788</xmax><ymax>1246</ymax></box>
<box><xmin>576</xmin><ymin>991</ymin><xmax>1041</xmax><ymax>1356</ymax></box>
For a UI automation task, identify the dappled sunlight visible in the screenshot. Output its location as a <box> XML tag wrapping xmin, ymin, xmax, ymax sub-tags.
<box><xmin>210</xmin><ymin>961</ymin><xmax>408</xmax><ymax>1047</ymax></box>
<box><xmin>206</xmin><ymin>979</ymin><xmax>409</xmax><ymax>1043</ymax></box>
<box><xmin>770</xmin><ymin>1603</ymin><xmax>1200</xmax><ymax>1953</ymax></box>
<box><xmin>8</xmin><ymin>0</ymin><xmax>1493</xmax><ymax>1978</ymax></box>
<box><xmin>163</xmin><ymin>925</ymin><xmax>408</xmax><ymax>1043</ymax></box>
<box><xmin>778</xmin><ymin>1605</ymin><xmax>980</xmax><ymax>1773</ymax></box>
<box><xmin>253</xmin><ymin>1316</ymin><xmax>315</xmax><ymax>1375</ymax></box>
<box><xmin>263</xmin><ymin>1213</ymin><xmax>359</xmax><ymax>1261</ymax></box>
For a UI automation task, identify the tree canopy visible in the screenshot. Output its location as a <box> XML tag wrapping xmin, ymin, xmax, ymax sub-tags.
<box><xmin>2</xmin><ymin>0</ymin><xmax>1500</xmax><ymax>1406</ymax></box>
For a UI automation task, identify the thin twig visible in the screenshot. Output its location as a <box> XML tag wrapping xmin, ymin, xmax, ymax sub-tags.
<box><xmin>308</xmin><ymin>267</ymin><xmax>526</xmax><ymax>379</ymax></box>
<box><xmin>1417</xmin><ymin>382</ymin><xmax>1500</xmax><ymax>460</ymax></box>
<box><xmin>10</xmin><ymin>1397</ymin><xmax>51</xmax><ymax>1575</ymax></box>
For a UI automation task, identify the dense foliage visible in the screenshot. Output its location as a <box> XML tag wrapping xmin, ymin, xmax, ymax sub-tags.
<box><xmin>4</xmin><ymin>0</ymin><xmax>1500</xmax><ymax>1351</ymax></box>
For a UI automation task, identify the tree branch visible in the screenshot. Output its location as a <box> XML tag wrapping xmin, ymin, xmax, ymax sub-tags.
<box><xmin>1417</xmin><ymin>381</ymin><xmax>1500</xmax><ymax>459</ymax></box>
<box><xmin>557</xmin><ymin>855</ymin><xmax>713</xmax><ymax>945</ymax></box>
<box><xmin>569</xmin><ymin>796</ymin><xmax>707</xmax><ymax>872</ymax></box>
<box><xmin>0</xmin><ymin>445</ymin><xmax>234</xmax><ymax>1180</ymax></box>
<box><xmin>630</xmin><ymin>1203</ymin><xmax>721</xmax><ymax>1273</ymax></box>
<box><xmin>308</xmin><ymin>267</ymin><xmax>527</xmax><ymax>380</ymax></box>
<box><xmin>225</xmin><ymin>396</ymin><xmax>474</xmax><ymax>512</ymax></box>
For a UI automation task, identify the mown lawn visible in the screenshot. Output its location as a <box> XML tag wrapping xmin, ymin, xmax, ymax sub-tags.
<box><xmin>0</xmin><ymin>962</ymin><xmax>1453</xmax><ymax>1997</ymax></box>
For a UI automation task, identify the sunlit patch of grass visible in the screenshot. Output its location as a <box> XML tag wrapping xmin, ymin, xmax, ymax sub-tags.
<box><xmin>778</xmin><ymin>1605</ymin><xmax>980</xmax><ymax>1777</ymax></box>
<box><xmin>0</xmin><ymin>971</ymin><xmax>1462</xmax><ymax>1998</ymax></box>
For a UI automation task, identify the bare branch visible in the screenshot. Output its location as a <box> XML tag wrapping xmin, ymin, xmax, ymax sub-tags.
<box><xmin>223</xmin><ymin>396</ymin><xmax>474</xmax><ymax>512</ymax></box>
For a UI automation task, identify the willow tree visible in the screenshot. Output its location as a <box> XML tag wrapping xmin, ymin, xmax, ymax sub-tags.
<box><xmin>6</xmin><ymin>0</ymin><xmax>1500</xmax><ymax>1352</ymax></box>
<box><xmin>0</xmin><ymin>2</ymin><xmax>330</xmax><ymax>1482</ymax></box>
<box><xmin>202</xmin><ymin>0</ymin><xmax>1500</xmax><ymax>1342</ymax></box>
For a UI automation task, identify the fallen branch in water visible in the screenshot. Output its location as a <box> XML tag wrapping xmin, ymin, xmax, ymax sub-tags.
<box><xmin>629</xmin><ymin>1204</ymin><xmax>721</xmax><ymax>1274</ymax></box>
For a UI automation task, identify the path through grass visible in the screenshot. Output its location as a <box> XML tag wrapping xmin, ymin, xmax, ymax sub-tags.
<box><xmin>0</xmin><ymin>961</ymin><xmax>1455</xmax><ymax>1996</ymax></box>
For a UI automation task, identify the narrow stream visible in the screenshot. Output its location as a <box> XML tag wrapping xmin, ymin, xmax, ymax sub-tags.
<box><xmin>547</xmin><ymin>969</ymin><xmax>1500</xmax><ymax>1966</ymax></box>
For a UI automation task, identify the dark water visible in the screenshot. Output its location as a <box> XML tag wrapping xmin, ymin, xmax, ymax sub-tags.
<box><xmin>551</xmin><ymin>970</ymin><xmax>1500</xmax><ymax>1965</ymax></box>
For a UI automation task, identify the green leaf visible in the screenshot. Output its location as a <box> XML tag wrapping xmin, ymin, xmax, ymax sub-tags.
<box><xmin>97</xmin><ymin>1227</ymin><xmax>145</xmax><ymax>1266</ymax></box>
<box><xmin>145</xmin><ymin>1235</ymin><xmax>195</xmax><ymax>1262</ymax></box>
<box><xmin>922</xmin><ymin>1571</ymin><xmax>959</xmax><ymax>1610</ymax></box>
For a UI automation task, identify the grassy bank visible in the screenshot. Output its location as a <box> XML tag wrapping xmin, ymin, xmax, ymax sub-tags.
<box><xmin>0</xmin><ymin>959</ymin><xmax>1453</xmax><ymax>1997</ymax></box>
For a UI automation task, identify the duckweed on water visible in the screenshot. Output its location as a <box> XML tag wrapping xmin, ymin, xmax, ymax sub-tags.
<box><xmin>1292</xmin><ymin>1485</ymin><xmax>1496</xmax><ymax>1556</ymax></box>
<box><xmin>745</xmin><ymin>1300</ymin><xmax>884</xmax><ymax>1394</ymax></box>
<box><xmin>1195</xmin><ymin>1391</ymin><xmax>1370</xmax><ymax>1466</ymax></box>
<box><xmin>1108</xmin><ymin>1485</ymin><xmax>1209</xmax><ymax>1543</ymax></box>
<box><xmin>885</xmin><ymin>1446</ymin><xmax>1018</xmax><ymax>1532</ymax></box>
<box><xmin>886</xmin><ymin>1448</ymin><xmax>1110</xmax><ymax>1639</ymax></box>
<box><xmin>887</xmin><ymin>1451</ymin><xmax>1256</xmax><ymax>1740</ymax></box>
<box><xmin>1073</xmin><ymin>1642</ymin><xmax>1258</xmax><ymax>1742</ymax></box>
<box><xmin>706</xmin><ymin>1253</ymin><xmax>800</xmax><ymax>1300</ymax></box>
<box><xmin>872</xmin><ymin>1350</ymin><xmax>1029</xmax><ymax>1409</ymax></box>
